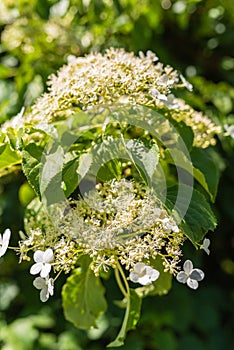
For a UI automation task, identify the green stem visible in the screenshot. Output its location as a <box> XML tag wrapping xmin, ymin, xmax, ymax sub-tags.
<box><xmin>114</xmin><ymin>264</ymin><xmax>128</xmax><ymax>298</ymax></box>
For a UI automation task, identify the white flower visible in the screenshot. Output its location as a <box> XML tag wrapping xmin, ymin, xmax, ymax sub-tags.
<box><xmin>176</xmin><ymin>260</ymin><xmax>204</xmax><ymax>289</ymax></box>
<box><xmin>0</xmin><ymin>229</ymin><xmax>11</xmax><ymax>257</ymax></box>
<box><xmin>33</xmin><ymin>276</ymin><xmax>54</xmax><ymax>302</ymax></box>
<box><xmin>129</xmin><ymin>262</ymin><xmax>160</xmax><ymax>286</ymax></box>
<box><xmin>30</xmin><ymin>248</ymin><xmax>53</xmax><ymax>278</ymax></box>
<box><xmin>201</xmin><ymin>238</ymin><xmax>210</xmax><ymax>255</ymax></box>
<box><xmin>224</xmin><ymin>124</ymin><xmax>234</xmax><ymax>138</ymax></box>
<box><xmin>180</xmin><ymin>74</ymin><xmax>193</xmax><ymax>91</ymax></box>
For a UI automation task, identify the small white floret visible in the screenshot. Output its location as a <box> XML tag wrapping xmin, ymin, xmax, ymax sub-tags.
<box><xmin>129</xmin><ymin>262</ymin><xmax>160</xmax><ymax>286</ymax></box>
<box><xmin>30</xmin><ymin>248</ymin><xmax>54</xmax><ymax>278</ymax></box>
<box><xmin>176</xmin><ymin>259</ymin><xmax>204</xmax><ymax>290</ymax></box>
<box><xmin>33</xmin><ymin>276</ymin><xmax>54</xmax><ymax>302</ymax></box>
<box><xmin>201</xmin><ymin>238</ymin><xmax>210</xmax><ymax>255</ymax></box>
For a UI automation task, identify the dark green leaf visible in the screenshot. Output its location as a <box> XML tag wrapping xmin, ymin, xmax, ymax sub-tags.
<box><xmin>166</xmin><ymin>184</ymin><xmax>217</xmax><ymax>245</ymax></box>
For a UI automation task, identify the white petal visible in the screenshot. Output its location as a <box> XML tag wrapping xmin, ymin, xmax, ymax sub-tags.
<box><xmin>138</xmin><ymin>275</ymin><xmax>152</xmax><ymax>286</ymax></box>
<box><xmin>40</xmin><ymin>264</ymin><xmax>51</xmax><ymax>278</ymax></box>
<box><xmin>3</xmin><ymin>229</ymin><xmax>11</xmax><ymax>242</ymax></box>
<box><xmin>30</xmin><ymin>262</ymin><xmax>43</xmax><ymax>275</ymax></box>
<box><xmin>190</xmin><ymin>268</ymin><xmax>204</xmax><ymax>281</ymax></box>
<box><xmin>47</xmin><ymin>279</ymin><xmax>54</xmax><ymax>296</ymax></box>
<box><xmin>33</xmin><ymin>250</ymin><xmax>44</xmax><ymax>263</ymax></box>
<box><xmin>183</xmin><ymin>260</ymin><xmax>193</xmax><ymax>275</ymax></box>
<box><xmin>43</xmin><ymin>248</ymin><xmax>53</xmax><ymax>263</ymax></box>
<box><xmin>33</xmin><ymin>277</ymin><xmax>46</xmax><ymax>290</ymax></box>
<box><xmin>187</xmin><ymin>278</ymin><xmax>199</xmax><ymax>289</ymax></box>
<box><xmin>176</xmin><ymin>271</ymin><xmax>187</xmax><ymax>284</ymax></box>
<box><xmin>145</xmin><ymin>267</ymin><xmax>160</xmax><ymax>282</ymax></box>
<box><xmin>133</xmin><ymin>263</ymin><xmax>146</xmax><ymax>274</ymax></box>
<box><xmin>40</xmin><ymin>287</ymin><xmax>49</xmax><ymax>302</ymax></box>
<box><xmin>129</xmin><ymin>271</ymin><xmax>140</xmax><ymax>283</ymax></box>
<box><xmin>0</xmin><ymin>229</ymin><xmax>11</xmax><ymax>257</ymax></box>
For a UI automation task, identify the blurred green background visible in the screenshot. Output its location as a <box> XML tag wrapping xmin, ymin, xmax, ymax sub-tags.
<box><xmin>0</xmin><ymin>0</ymin><xmax>233</xmax><ymax>349</ymax></box>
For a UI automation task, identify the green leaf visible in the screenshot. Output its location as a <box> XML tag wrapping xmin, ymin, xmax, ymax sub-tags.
<box><xmin>166</xmin><ymin>184</ymin><xmax>217</xmax><ymax>245</ymax></box>
<box><xmin>190</xmin><ymin>147</ymin><xmax>220</xmax><ymax>202</ymax></box>
<box><xmin>22</xmin><ymin>143</ymin><xmax>44</xmax><ymax>196</ymax></box>
<box><xmin>107</xmin><ymin>289</ymin><xmax>142</xmax><ymax>348</ymax></box>
<box><xmin>123</xmin><ymin>138</ymin><xmax>160</xmax><ymax>184</ymax></box>
<box><xmin>62</xmin><ymin>256</ymin><xmax>107</xmax><ymax>330</ymax></box>
<box><xmin>164</xmin><ymin>147</ymin><xmax>219</xmax><ymax>202</ymax></box>
<box><xmin>0</xmin><ymin>144</ymin><xmax>21</xmax><ymax>176</ymax></box>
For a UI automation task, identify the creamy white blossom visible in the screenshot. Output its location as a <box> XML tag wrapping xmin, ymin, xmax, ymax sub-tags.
<box><xmin>201</xmin><ymin>238</ymin><xmax>210</xmax><ymax>255</ymax></box>
<box><xmin>176</xmin><ymin>260</ymin><xmax>204</xmax><ymax>289</ymax></box>
<box><xmin>33</xmin><ymin>276</ymin><xmax>54</xmax><ymax>302</ymax></box>
<box><xmin>0</xmin><ymin>228</ymin><xmax>11</xmax><ymax>257</ymax></box>
<box><xmin>129</xmin><ymin>262</ymin><xmax>160</xmax><ymax>286</ymax></box>
<box><xmin>30</xmin><ymin>248</ymin><xmax>53</xmax><ymax>278</ymax></box>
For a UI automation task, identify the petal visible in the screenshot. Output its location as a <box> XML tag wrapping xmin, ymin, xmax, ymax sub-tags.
<box><xmin>33</xmin><ymin>277</ymin><xmax>46</xmax><ymax>290</ymax></box>
<box><xmin>183</xmin><ymin>260</ymin><xmax>193</xmax><ymax>275</ymax></box>
<box><xmin>190</xmin><ymin>269</ymin><xmax>204</xmax><ymax>281</ymax></box>
<box><xmin>134</xmin><ymin>263</ymin><xmax>145</xmax><ymax>274</ymax></box>
<box><xmin>187</xmin><ymin>278</ymin><xmax>199</xmax><ymax>289</ymax></box>
<box><xmin>47</xmin><ymin>279</ymin><xmax>54</xmax><ymax>296</ymax></box>
<box><xmin>33</xmin><ymin>250</ymin><xmax>44</xmax><ymax>263</ymax></box>
<box><xmin>43</xmin><ymin>248</ymin><xmax>53</xmax><ymax>263</ymax></box>
<box><xmin>176</xmin><ymin>271</ymin><xmax>187</xmax><ymax>284</ymax></box>
<box><xmin>129</xmin><ymin>271</ymin><xmax>140</xmax><ymax>283</ymax></box>
<box><xmin>3</xmin><ymin>229</ymin><xmax>11</xmax><ymax>243</ymax></box>
<box><xmin>146</xmin><ymin>267</ymin><xmax>160</xmax><ymax>282</ymax></box>
<box><xmin>40</xmin><ymin>263</ymin><xmax>51</xmax><ymax>278</ymax></box>
<box><xmin>138</xmin><ymin>275</ymin><xmax>151</xmax><ymax>286</ymax></box>
<box><xmin>0</xmin><ymin>229</ymin><xmax>11</xmax><ymax>257</ymax></box>
<box><xmin>40</xmin><ymin>288</ymin><xmax>49</xmax><ymax>302</ymax></box>
<box><xmin>30</xmin><ymin>262</ymin><xmax>42</xmax><ymax>275</ymax></box>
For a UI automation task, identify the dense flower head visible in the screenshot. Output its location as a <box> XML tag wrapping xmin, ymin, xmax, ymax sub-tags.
<box><xmin>2</xmin><ymin>48</ymin><xmax>221</xmax><ymax>147</ymax></box>
<box><xmin>19</xmin><ymin>179</ymin><xmax>185</xmax><ymax>276</ymax></box>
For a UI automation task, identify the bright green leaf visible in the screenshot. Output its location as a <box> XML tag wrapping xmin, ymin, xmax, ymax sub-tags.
<box><xmin>62</xmin><ymin>256</ymin><xmax>107</xmax><ymax>330</ymax></box>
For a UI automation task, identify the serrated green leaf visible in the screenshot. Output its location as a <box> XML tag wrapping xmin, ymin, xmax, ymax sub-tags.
<box><xmin>22</xmin><ymin>143</ymin><xmax>44</xmax><ymax>196</ymax></box>
<box><xmin>191</xmin><ymin>147</ymin><xmax>220</xmax><ymax>202</ymax></box>
<box><xmin>166</xmin><ymin>184</ymin><xmax>217</xmax><ymax>245</ymax></box>
<box><xmin>62</xmin><ymin>256</ymin><xmax>107</xmax><ymax>330</ymax></box>
<box><xmin>164</xmin><ymin>147</ymin><xmax>219</xmax><ymax>202</ymax></box>
<box><xmin>107</xmin><ymin>289</ymin><xmax>141</xmax><ymax>348</ymax></box>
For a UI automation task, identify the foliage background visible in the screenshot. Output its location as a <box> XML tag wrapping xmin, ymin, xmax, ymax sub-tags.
<box><xmin>0</xmin><ymin>0</ymin><xmax>233</xmax><ymax>349</ymax></box>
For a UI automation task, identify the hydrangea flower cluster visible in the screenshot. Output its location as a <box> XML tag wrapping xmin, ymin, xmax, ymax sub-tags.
<box><xmin>19</xmin><ymin>179</ymin><xmax>185</xmax><ymax>285</ymax></box>
<box><xmin>2</xmin><ymin>48</ymin><xmax>221</xmax><ymax>148</ymax></box>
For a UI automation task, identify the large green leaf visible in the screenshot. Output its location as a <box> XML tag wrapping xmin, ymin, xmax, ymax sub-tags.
<box><xmin>164</xmin><ymin>147</ymin><xmax>220</xmax><ymax>202</ymax></box>
<box><xmin>62</xmin><ymin>256</ymin><xmax>107</xmax><ymax>330</ymax></box>
<box><xmin>107</xmin><ymin>289</ymin><xmax>142</xmax><ymax>348</ymax></box>
<box><xmin>166</xmin><ymin>184</ymin><xmax>217</xmax><ymax>245</ymax></box>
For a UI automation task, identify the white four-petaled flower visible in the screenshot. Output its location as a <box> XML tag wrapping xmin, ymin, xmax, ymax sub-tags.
<box><xmin>129</xmin><ymin>262</ymin><xmax>160</xmax><ymax>286</ymax></box>
<box><xmin>176</xmin><ymin>260</ymin><xmax>204</xmax><ymax>290</ymax></box>
<box><xmin>33</xmin><ymin>276</ymin><xmax>54</xmax><ymax>302</ymax></box>
<box><xmin>30</xmin><ymin>248</ymin><xmax>53</xmax><ymax>278</ymax></box>
<box><xmin>0</xmin><ymin>228</ymin><xmax>11</xmax><ymax>257</ymax></box>
<box><xmin>201</xmin><ymin>238</ymin><xmax>210</xmax><ymax>255</ymax></box>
